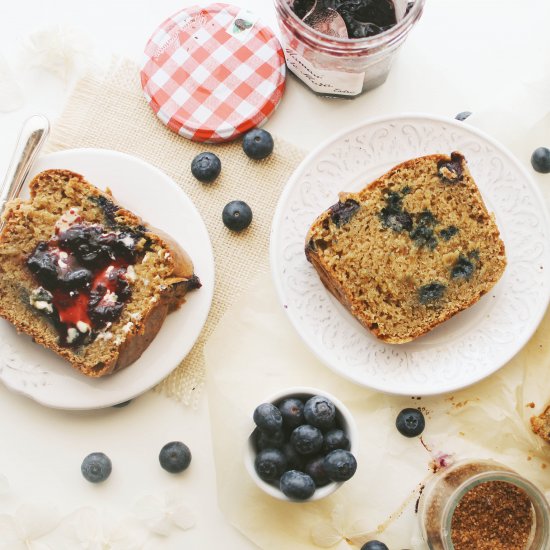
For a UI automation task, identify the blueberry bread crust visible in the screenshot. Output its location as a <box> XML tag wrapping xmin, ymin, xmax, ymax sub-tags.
<box><xmin>0</xmin><ymin>169</ymin><xmax>200</xmax><ymax>377</ymax></box>
<box><xmin>305</xmin><ymin>152</ymin><xmax>507</xmax><ymax>344</ymax></box>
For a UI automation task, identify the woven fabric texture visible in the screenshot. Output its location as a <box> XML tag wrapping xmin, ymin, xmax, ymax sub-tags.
<box><xmin>44</xmin><ymin>58</ymin><xmax>305</xmax><ymax>406</ymax></box>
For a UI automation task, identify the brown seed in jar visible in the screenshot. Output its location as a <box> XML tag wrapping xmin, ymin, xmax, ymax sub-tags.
<box><xmin>450</xmin><ymin>480</ymin><xmax>533</xmax><ymax>550</ymax></box>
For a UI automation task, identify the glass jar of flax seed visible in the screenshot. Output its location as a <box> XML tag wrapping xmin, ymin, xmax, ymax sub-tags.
<box><xmin>273</xmin><ymin>0</ymin><xmax>425</xmax><ymax>98</ymax></box>
<box><xmin>418</xmin><ymin>460</ymin><xmax>550</xmax><ymax>550</ymax></box>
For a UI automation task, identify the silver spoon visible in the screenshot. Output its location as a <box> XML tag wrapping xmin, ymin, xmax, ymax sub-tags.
<box><xmin>0</xmin><ymin>114</ymin><xmax>50</xmax><ymax>231</ymax></box>
<box><xmin>303</xmin><ymin>0</ymin><xmax>348</xmax><ymax>38</ymax></box>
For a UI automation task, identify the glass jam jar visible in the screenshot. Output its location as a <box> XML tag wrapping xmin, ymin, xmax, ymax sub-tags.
<box><xmin>418</xmin><ymin>459</ymin><xmax>550</xmax><ymax>550</ymax></box>
<box><xmin>272</xmin><ymin>0</ymin><xmax>425</xmax><ymax>98</ymax></box>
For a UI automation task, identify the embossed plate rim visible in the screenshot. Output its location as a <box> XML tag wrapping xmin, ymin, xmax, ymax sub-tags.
<box><xmin>0</xmin><ymin>148</ymin><xmax>215</xmax><ymax>409</ymax></box>
<box><xmin>270</xmin><ymin>113</ymin><xmax>550</xmax><ymax>396</ymax></box>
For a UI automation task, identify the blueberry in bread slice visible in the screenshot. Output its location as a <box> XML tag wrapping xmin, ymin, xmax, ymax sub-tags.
<box><xmin>305</xmin><ymin>152</ymin><xmax>506</xmax><ymax>344</ymax></box>
<box><xmin>0</xmin><ymin>169</ymin><xmax>201</xmax><ymax>377</ymax></box>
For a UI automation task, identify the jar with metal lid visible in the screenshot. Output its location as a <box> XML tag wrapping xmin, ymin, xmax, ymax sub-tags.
<box><xmin>272</xmin><ymin>0</ymin><xmax>425</xmax><ymax>98</ymax></box>
<box><xmin>417</xmin><ymin>459</ymin><xmax>550</xmax><ymax>550</ymax></box>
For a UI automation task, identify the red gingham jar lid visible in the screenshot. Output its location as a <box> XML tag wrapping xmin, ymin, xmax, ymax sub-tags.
<box><xmin>140</xmin><ymin>3</ymin><xmax>286</xmax><ymax>143</ymax></box>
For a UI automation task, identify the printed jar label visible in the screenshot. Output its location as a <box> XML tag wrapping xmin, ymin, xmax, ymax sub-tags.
<box><xmin>283</xmin><ymin>47</ymin><xmax>364</xmax><ymax>96</ymax></box>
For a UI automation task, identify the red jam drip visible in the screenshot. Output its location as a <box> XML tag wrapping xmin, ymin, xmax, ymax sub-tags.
<box><xmin>51</xmin><ymin>260</ymin><xmax>130</xmax><ymax>329</ymax></box>
<box><xmin>52</xmin><ymin>289</ymin><xmax>92</xmax><ymax>327</ymax></box>
<box><xmin>26</xmin><ymin>221</ymin><xmax>138</xmax><ymax>346</ymax></box>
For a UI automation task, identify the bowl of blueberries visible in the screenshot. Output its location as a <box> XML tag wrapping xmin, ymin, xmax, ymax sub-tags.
<box><xmin>245</xmin><ymin>387</ymin><xmax>358</xmax><ymax>501</ymax></box>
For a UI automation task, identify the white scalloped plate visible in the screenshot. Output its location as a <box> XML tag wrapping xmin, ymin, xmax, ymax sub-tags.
<box><xmin>0</xmin><ymin>149</ymin><xmax>214</xmax><ymax>409</ymax></box>
<box><xmin>270</xmin><ymin>114</ymin><xmax>550</xmax><ymax>396</ymax></box>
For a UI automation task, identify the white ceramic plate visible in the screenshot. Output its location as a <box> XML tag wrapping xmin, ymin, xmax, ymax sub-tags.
<box><xmin>0</xmin><ymin>149</ymin><xmax>214</xmax><ymax>409</ymax></box>
<box><xmin>270</xmin><ymin>114</ymin><xmax>550</xmax><ymax>396</ymax></box>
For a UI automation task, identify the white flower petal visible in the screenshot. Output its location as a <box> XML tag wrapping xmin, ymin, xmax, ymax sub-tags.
<box><xmin>15</xmin><ymin>503</ymin><xmax>59</xmax><ymax>540</ymax></box>
<box><xmin>20</xmin><ymin>24</ymin><xmax>92</xmax><ymax>81</ymax></box>
<box><xmin>132</xmin><ymin>495</ymin><xmax>163</xmax><ymax>522</ymax></box>
<box><xmin>54</xmin><ymin>508</ymin><xmax>103</xmax><ymax>550</ymax></box>
<box><xmin>163</xmin><ymin>489</ymin><xmax>184</xmax><ymax>511</ymax></box>
<box><xmin>71</xmin><ymin>507</ymin><xmax>103</xmax><ymax>543</ymax></box>
<box><xmin>346</xmin><ymin>518</ymin><xmax>376</xmax><ymax>540</ymax></box>
<box><xmin>133</xmin><ymin>495</ymin><xmax>171</xmax><ymax>536</ymax></box>
<box><xmin>330</xmin><ymin>504</ymin><xmax>346</xmax><ymax>531</ymax></box>
<box><xmin>107</xmin><ymin>519</ymin><xmax>147</xmax><ymax>550</ymax></box>
<box><xmin>170</xmin><ymin>504</ymin><xmax>195</xmax><ymax>531</ymax></box>
<box><xmin>146</xmin><ymin>515</ymin><xmax>172</xmax><ymax>537</ymax></box>
<box><xmin>311</xmin><ymin>521</ymin><xmax>343</xmax><ymax>547</ymax></box>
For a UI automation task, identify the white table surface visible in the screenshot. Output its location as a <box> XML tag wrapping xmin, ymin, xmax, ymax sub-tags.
<box><xmin>0</xmin><ymin>1</ymin><xmax>549</xmax><ymax>548</ymax></box>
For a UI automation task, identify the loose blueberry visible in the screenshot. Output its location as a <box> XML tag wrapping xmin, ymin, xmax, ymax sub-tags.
<box><xmin>279</xmin><ymin>470</ymin><xmax>316</xmax><ymax>500</ymax></box>
<box><xmin>531</xmin><ymin>147</ymin><xmax>550</xmax><ymax>174</ymax></box>
<box><xmin>242</xmin><ymin>128</ymin><xmax>274</xmax><ymax>160</ymax></box>
<box><xmin>291</xmin><ymin>424</ymin><xmax>324</xmax><ymax>455</ymax></box>
<box><xmin>455</xmin><ymin>111</ymin><xmax>472</xmax><ymax>121</ymax></box>
<box><xmin>303</xmin><ymin>395</ymin><xmax>336</xmax><ymax>430</ymax></box>
<box><xmin>323</xmin><ymin>429</ymin><xmax>350</xmax><ymax>453</ymax></box>
<box><xmin>361</xmin><ymin>541</ymin><xmax>389</xmax><ymax>550</ymax></box>
<box><xmin>159</xmin><ymin>441</ymin><xmax>192</xmax><ymax>473</ymax></box>
<box><xmin>222</xmin><ymin>200</ymin><xmax>253</xmax><ymax>232</ymax></box>
<box><xmin>323</xmin><ymin>449</ymin><xmax>357</xmax><ymax>482</ymax></box>
<box><xmin>253</xmin><ymin>403</ymin><xmax>283</xmax><ymax>434</ymax></box>
<box><xmin>305</xmin><ymin>455</ymin><xmax>331</xmax><ymax>487</ymax></box>
<box><xmin>191</xmin><ymin>152</ymin><xmax>222</xmax><ymax>183</ymax></box>
<box><xmin>254</xmin><ymin>448</ymin><xmax>287</xmax><ymax>481</ymax></box>
<box><xmin>395</xmin><ymin>408</ymin><xmax>425</xmax><ymax>437</ymax></box>
<box><xmin>81</xmin><ymin>452</ymin><xmax>112</xmax><ymax>483</ymax></box>
<box><xmin>278</xmin><ymin>397</ymin><xmax>305</xmax><ymax>429</ymax></box>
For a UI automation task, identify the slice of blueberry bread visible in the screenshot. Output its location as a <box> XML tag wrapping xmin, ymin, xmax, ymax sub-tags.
<box><xmin>531</xmin><ymin>405</ymin><xmax>550</xmax><ymax>444</ymax></box>
<box><xmin>305</xmin><ymin>152</ymin><xmax>506</xmax><ymax>344</ymax></box>
<box><xmin>0</xmin><ymin>169</ymin><xmax>201</xmax><ymax>377</ymax></box>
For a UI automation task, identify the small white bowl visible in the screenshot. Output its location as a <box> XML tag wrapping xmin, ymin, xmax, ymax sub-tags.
<box><xmin>245</xmin><ymin>386</ymin><xmax>358</xmax><ymax>502</ymax></box>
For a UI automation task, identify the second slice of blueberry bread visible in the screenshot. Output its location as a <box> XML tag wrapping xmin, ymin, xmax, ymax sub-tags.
<box><xmin>305</xmin><ymin>152</ymin><xmax>506</xmax><ymax>344</ymax></box>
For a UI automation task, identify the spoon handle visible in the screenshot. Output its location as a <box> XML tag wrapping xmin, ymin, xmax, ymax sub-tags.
<box><xmin>0</xmin><ymin>114</ymin><xmax>50</xmax><ymax>230</ymax></box>
<box><xmin>302</xmin><ymin>0</ymin><xmax>318</xmax><ymax>20</ymax></box>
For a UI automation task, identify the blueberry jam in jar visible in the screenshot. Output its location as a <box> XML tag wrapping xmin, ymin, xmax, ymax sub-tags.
<box><xmin>292</xmin><ymin>0</ymin><xmax>398</xmax><ymax>39</ymax></box>
<box><xmin>274</xmin><ymin>0</ymin><xmax>425</xmax><ymax>97</ymax></box>
<box><xmin>26</xmin><ymin>209</ymin><xmax>141</xmax><ymax>346</ymax></box>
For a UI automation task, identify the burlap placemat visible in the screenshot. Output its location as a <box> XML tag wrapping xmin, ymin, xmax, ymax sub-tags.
<box><xmin>44</xmin><ymin>58</ymin><xmax>305</xmax><ymax>406</ymax></box>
